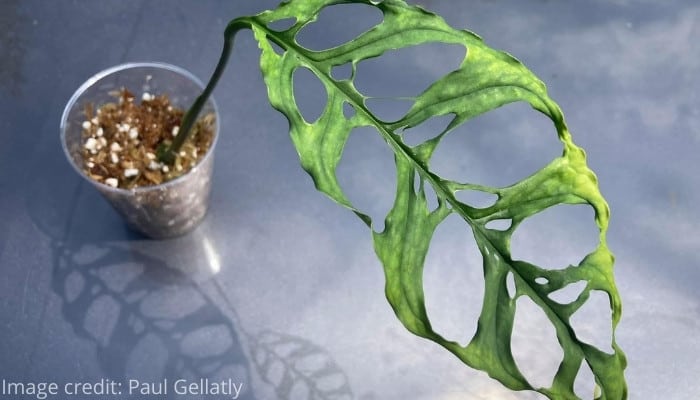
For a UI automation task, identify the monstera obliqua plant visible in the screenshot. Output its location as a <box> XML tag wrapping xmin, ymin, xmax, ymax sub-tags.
<box><xmin>161</xmin><ymin>0</ymin><xmax>627</xmax><ymax>398</ymax></box>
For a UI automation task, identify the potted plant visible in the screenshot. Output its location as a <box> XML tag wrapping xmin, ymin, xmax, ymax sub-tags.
<box><xmin>61</xmin><ymin>62</ymin><xmax>218</xmax><ymax>238</ymax></box>
<box><xmin>62</xmin><ymin>0</ymin><xmax>627</xmax><ymax>398</ymax></box>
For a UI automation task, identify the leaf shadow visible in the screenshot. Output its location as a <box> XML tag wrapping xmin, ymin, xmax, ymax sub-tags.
<box><xmin>25</xmin><ymin>150</ymin><xmax>356</xmax><ymax>400</ymax></box>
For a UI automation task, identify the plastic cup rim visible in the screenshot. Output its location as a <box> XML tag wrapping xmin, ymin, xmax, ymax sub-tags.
<box><xmin>60</xmin><ymin>61</ymin><xmax>220</xmax><ymax>194</ymax></box>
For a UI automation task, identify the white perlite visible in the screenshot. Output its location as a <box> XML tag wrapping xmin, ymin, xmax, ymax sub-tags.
<box><xmin>82</xmin><ymin>121</ymin><xmax>91</xmax><ymax>129</ymax></box>
<box><xmin>124</xmin><ymin>168</ymin><xmax>139</xmax><ymax>178</ymax></box>
<box><xmin>110</xmin><ymin>142</ymin><xmax>122</xmax><ymax>152</ymax></box>
<box><xmin>110</xmin><ymin>153</ymin><xmax>119</xmax><ymax>164</ymax></box>
<box><xmin>171</xmin><ymin>126</ymin><xmax>179</xmax><ymax>137</ymax></box>
<box><xmin>128</xmin><ymin>127</ymin><xmax>139</xmax><ymax>139</ymax></box>
<box><xmin>142</xmin><ymin>92</ymin><xmax>154</xmax><ymax>102</ymax></box>
<box><xmin>105</xmin><ymin>178</ymin><xmax>118</xmax><ymax>188</ymax></box>
<box><xmin>84</xmin><ymin>138</ymin><xmax>98</xmax><ymax>151</ymax></box>
<box><xmin>117</xmin><ymin>123</ymin><xmax>130</xmax><ymax>133</ymax></box>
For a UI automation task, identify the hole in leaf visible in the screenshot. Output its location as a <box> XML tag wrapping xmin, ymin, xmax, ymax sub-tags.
<box><xmin>364</xmin><ymin>98</ymin><xmax>412</xmax><ymax>122</ymax></box>
<box><xmin>336</xmin><ymin>127</ymin><xmax>396</xmax><ymax>232</ymax></box>
<box><xmin>268</xmin><ymin>17</ymin><xmax>296</xmax><ymax>31</ymax></box>
<box><xmin>570</xmin><ymin>290</ymin><xmax>614</xmax><ymax>354</ymax></box>
<box><xmin>430</xmin><ymin>102</ymin><xmax>561</xmax><ymax>188</ymax></box>
<box><xmin>511</xmin><ymin>204</ymin><xmax>598</xmax><ymax>270</ymax></box>
<box><xmin>125</xmin><ymin>334</ymin><xmax>168</xmax><ymax>381</ymax></box>
<box><xmin>506</xmin><ymin>272</ymin><xmax>516</xmax><ymax>299</ymax></box>
<box><xmin>343</xmin><ymin>102</ymin><xmax>355</xmax><ymax>119</ymax></box>
<box><xmin>548</xmin><ymin>281</ymin><xmax>587</xmax><ymax>304</ymax></box>
<box><xmin>267</xmin><ymin>360</ymin><xmax>285</xmax><ymax>385</ymax></box>
<box><xmin>270</xmin><ymin>341</ymin><xmax>301</xmax><ymax>358</ymax></box>
<box><xmin>84</xmin><ymin>295</ymin><xmax>119</xmax><ymax>346</ymax></box>
<box><xmin>180</xmin><ymin>325</ymin><xmax>233</xmax><ymax>358</ymax></box>
<box><xmin>293</xmin><ymin>67</ymin><xmax>327</xmax><ymax>123</ymax></box>
<box><xmin>455</xmin><ymin>190</ymin><xmax>498</xmax><ymax>209</ymax></box>
<box><xmin>315</xmin><ymin>373</ymin><xmax>346</xmax><ymax>391</ymax></box>
<box><xmin>289</xmin><ymin>382</ymin><xmax>310</xmax><ymax>400</ymax></box>
<box><xmin>332</xmin><ymin>63</ymin><xmax>353</xmax><ymax>80</ymax></box>
<box><xmin>294</xmin><ymin>353</ymin><xmax>327</xmax><ymax>371</ymax></box>
<box><xmin>296</xmin><ymin>3</ymin><xmax>383</xmax><ymax>51</ymax></box>
<box><xmin>574</xmin><ymin>361</ymin><xmax>597</xmax><ymax>400</ymax></box>
<box><xmin>424</xmin><ymin>181</ymin><xmax>439</xmax><ymax>212</ymax></box>
<box><xmin>269</xmin><ymin>40</ymin><xmax>285</xmax><ymax>56</ymax></box>
<box><xmin>401</xmin><ymin>114</ymin><xmax>453</xmax><ymax>147</ymax></box>
<box><xmin>512</xmin><ymin>296</ymin><xmax>563</xmax><ymax>390</ymax></box>
<box><xmin>354</xmin><ymin>43</ymin><xmax>465</xmax><ymax>98</ymax></box>
<box><xmin>424</xmin><ymin>213</ymin><xmax>483</xmax><ymax>346</ymax></box>
<box><xmin>413</xmin><ymin>171</ymin><xmax>421</xmax><ymax>194</ymax></box>
<box><xmin>485</xmin><ymin>218</ymin><xmax>512</xmax><ymax>231</ymax></box>
<box><xmin>535</xmin><ymin>277</ymin><xmax>549</xmax><ymax>285</ymax></box>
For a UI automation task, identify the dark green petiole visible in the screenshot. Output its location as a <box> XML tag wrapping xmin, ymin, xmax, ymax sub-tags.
<box><xmin>157</xmin><ymin>18</ymin><xmax>252</xmax><ymax>164</ymax></box>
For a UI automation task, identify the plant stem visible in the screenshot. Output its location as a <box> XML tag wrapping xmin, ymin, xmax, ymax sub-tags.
<box><xmin>158</xmin><ymin>18</ymin><xmax>251</xmax><ymax>164</ymax></box>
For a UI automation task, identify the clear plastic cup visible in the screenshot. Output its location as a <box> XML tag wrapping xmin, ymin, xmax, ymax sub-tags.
<box><xmin>61</xmin><ymin>62</ymin><xmax>219</xmax><ymax>239</ymax></box>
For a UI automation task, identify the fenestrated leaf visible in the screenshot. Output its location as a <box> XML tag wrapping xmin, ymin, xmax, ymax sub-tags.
<box><xmin>219</xmin><ymin>1</ymin><xmax>627</xmax><ymax>398</ymax></box>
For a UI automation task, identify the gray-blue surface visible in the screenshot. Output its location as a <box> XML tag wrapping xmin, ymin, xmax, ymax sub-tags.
<box><xmin>1</xmin><ymin>1</ymin><xmax>698</xmax><ymax>399</ymax></box>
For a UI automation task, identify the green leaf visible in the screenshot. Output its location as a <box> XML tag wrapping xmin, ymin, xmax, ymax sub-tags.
<box><xmin>236</xmin><ymin>0</ymin><xmax>627</xmax><ymax>398</ymax></box>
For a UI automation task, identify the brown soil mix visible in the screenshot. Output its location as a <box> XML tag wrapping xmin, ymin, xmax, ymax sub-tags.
<box><xmin>80</xmin><ymin>88</ymin><xmax>215</xmax><ymax>189</ymax></box>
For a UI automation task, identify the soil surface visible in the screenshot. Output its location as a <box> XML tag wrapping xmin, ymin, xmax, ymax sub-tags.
<box><xmin>80</xmin><ymin>88</ymin><xmax>215</xmax><ymax>189</ymax></box>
